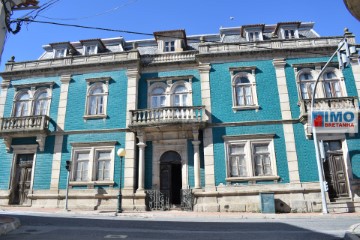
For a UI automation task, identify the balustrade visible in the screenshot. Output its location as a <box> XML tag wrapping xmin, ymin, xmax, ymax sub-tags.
<box><xmin>130</xmin><ymin>106</ymin><xmax>205</xmax><ymax>126</ymax></box>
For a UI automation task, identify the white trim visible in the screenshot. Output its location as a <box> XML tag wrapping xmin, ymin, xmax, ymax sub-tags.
<box><xmin>9</xmin><ymin>145</ymin><xmax>38</xmax><ymax>197</ymax></box>
<box><xmin>84</xmin><ymin>81</ymin><xmax>109</xmax><ymax>119</ymax></box>
<box><xmin>230</xmin><ymin>71</ymin><xmax>259</xmax><ymax>111</ymax></box>
<box><xmin>317</xmin><ymin>134</ymin><xmax>352</xmax><ymax>199</ymax></box>
<box><xmin>12</xmin><ymin>86</ymin><xmax>53</xmax><ymax>117</ymax></box>
<box><xmin>152</xmin><ymin>139</ymin><xmax>188</xmax><ymax>190</ymax></box>
<box><xmin>224</xmin><ymin>137</ymin><xmax>278</xmax><ymax>181</ymax></box>
<box><xmin>70</xmin><ymin>145</ymin><xmax>115</xmax><ymax>185</ymax></box>
<box><xmin>296</xmin><ymin>67</ymin><xmax>347</xmax><ymax>100</ymax></box>
<box><xmin>147</xmin><ymin>78</ymin><xmax>193</xmax><ymax>108</ymax></box>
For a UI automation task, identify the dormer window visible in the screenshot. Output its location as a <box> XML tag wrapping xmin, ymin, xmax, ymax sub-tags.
<box><xmin>154</xmin><ymin>30</ymin><xmax>187</xmax><ymax>53</ymax></box>
<box><xmin>247</xmin><ymin>31</ymin><xmax>263</xmax><ymax>41</ymax></box>
<box><xmin>275</xmin><ymin>22</ymin><xmax>300</xmax><ymax>40</ymax></box>
<box><xmin>284</xmin><ymin>29</ymin><xmax>296</xmax><ymax>39</ymax></box>
<box><xmin>241</xmin><ymin>24</ymin><xmax>264</xmax><ymax>42</ymax></box>
<box><xmin>54</xmin><ymin>48</ymin><xmax>67</xmax><ymax>58</ymax></box>
<box><xmin>84</xmin><ymin>45</ymin><xmax>97</xmax><ymax>55</ymax></box>
<box><xmin>80</xmin><ymin>39</ymin><xmax>106</xmax><ymax>56</ymax></box>
<box><xmin>50</xmin><ymin>42</ymin><xmax>76</xmax><ymax>58</ymax></box>
<box><xmin>164</xmin><ymin>41</ymin><xmax>175</xmax><ymax>52</ymax></box>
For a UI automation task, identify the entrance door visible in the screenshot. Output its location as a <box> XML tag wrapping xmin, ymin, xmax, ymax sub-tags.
<box><xmin>160</xmin><ymin>151</ymin><xmax>182</xmax><ymax>206</ymax></box>
<box><xmin>9</xmin><ymin>154</ymin><xmax>34</xmax><ymax>205</ymax></box>
<box><xmin>323</xmin><ymin>141</ymin><xmax>349</xmax><ymax>200</ymax></box>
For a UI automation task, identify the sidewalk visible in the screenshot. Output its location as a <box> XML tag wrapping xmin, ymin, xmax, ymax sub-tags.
<box><xmin>1</xmin><ymin>206</ymin><xmax>360</xmax><ymax>237</ymax></box>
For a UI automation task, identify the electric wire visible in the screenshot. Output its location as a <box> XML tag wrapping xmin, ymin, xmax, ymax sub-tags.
<box><xmin>37</xmin><ymin>0</ymin><xmax>137</xmax><ymax>21</ymax></box>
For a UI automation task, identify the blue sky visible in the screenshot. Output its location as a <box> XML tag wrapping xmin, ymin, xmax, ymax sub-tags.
<box><xmin>1</xmin><ymin>0</ymin><xmax>359</xmax><ymax>70</ymax></box>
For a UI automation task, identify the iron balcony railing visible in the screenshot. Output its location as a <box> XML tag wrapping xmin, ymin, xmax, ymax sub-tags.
<box><xmin>299</xmin><ymin>97</ymin><xmax>359</xmax><ymax>121</ymax></box>
<box><xmin>0</xmin><ymin>115</ymin><xmax>50</xmax><ymax>134</ymax></box>
<box><xmin>130</xmin><ymin>106</ymin><xmax>205</xmax><ymax>126</ymax></box>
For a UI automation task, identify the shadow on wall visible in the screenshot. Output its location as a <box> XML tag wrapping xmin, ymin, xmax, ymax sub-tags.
<box><xmin>349</xmin><ymin>149</ymin><xmax>360</xmax><ymax>180</ymax></box>
<box><xmin>275</xmin><ymin>199</ymin><xmax>291</xmax><ymax>213</ymax></box>
<box><xmin>94</xmin><ymin>187</ymin><xmax>108</xmax><ymax>211</ymax></box>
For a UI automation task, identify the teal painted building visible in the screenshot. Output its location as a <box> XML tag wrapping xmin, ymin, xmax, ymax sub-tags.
<box><xmin>0</xmin><ymin>22</ymin><xmax>359</xmax><ymax>213</ymax></box>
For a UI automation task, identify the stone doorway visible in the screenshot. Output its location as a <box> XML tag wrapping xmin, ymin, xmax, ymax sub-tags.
<box><xmin>160</xmin><ymin>151</ymin><xmax>182</xmax><ymax>206</ymax></box>
<box><xmin>9</xmin><ymin>154</ymin><xmax>34</xmax><ymax>205</ymax></box>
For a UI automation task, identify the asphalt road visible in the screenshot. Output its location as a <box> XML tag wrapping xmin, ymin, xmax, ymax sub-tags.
<box><xmin>2</xmin><ymin>213</ymin><xmax>359</xmax><ymax>240</ymax></box>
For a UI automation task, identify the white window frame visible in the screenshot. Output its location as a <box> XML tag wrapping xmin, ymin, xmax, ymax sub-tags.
<box><xmin>84</xmin><ymin>77</ymin><xmax>110</xmax><ymax>120</ymax></box>
<box><xmin>296</xmin><ymin>67</ymin><xmax>346</xmax><ymax>100</ymax></box>
<box><xmin>246</xmin><ymin>30</ymin><xmax>263</xmax><ymax>42</ymax></box>
<box><xmin>53</xmin><ymin>48</ymin><xmax>67</xmax><ymax>58</ymax></box>
<box><xmin>280</xmin><ymin>27</ymin><xmax>299</xmax><ymax>39</ymax></box>
<box><xmin>224</xmin><ymin>135</ymin><xmax>279</xmax><ymax>182</ymax></box>
<box><xmin>12</xmin><ymin>86</ymin><xmax>52</xmax><ymax>117</ymax></box>
<box><xmin>33</xmin><ymin>88</ymin><xmax>51</xmax><ymax>116</ymax></box>
<box><xmin>147</xmin><ymin>78</ymin><xmax>193</xmax><ymax>109</ymax></box>
<box><xmin>164</xmin><ymin>40</ymin><xmax>175</xmax><ymax>52</ymax></box>
<box><xmin>297</xmin><ymin>68</ymin><xmax>316</xmax><ymax>100</ymax></box>
<box><xmin>13</xmin><ymin>90</ymin><xmax>31</xmax><ymax>117</ymax></box>
<box><xmin>321</xmin><ymin>68</ymin><xmax>346</xmax><ymax>98</ymax></box>
<box><xmin>70</xmin><ymin>142</ymin><xmax>116</xmax><ymax>186</ymax></box>
<box><xmin>229</xmin><ymin>67</ymin><xmax>259</xmax><ymax>111</ymax></box>
<box><xmin>83</xmin><ymin>44</ymin><xmax>98</xmax><ymax>56</ymax></box>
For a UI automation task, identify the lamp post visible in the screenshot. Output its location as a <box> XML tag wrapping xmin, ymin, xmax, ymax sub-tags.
<box><xmin>310</xmin><ymin>38</ymin><xmax>348</xmax><ymax>214</ymax></box>
<box><xmin>116</xmin><ymin>148</ymin><xmax>126</xmax><ymax>213</ymax></box>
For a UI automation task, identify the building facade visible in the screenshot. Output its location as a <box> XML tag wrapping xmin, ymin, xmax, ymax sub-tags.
<box><xmin>0</xmin><ymin>22</ymin><xmax>359</xmax><ymax>213</ymax></box>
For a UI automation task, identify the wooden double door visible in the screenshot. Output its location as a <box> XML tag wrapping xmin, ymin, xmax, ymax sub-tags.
<box><xmin>9</xmin><ymin>154</ymin><xmax>34</xmax><ymax>205</ymax></box>
<box><xmin>323</xmin><ymin>141</ymin><xmax>349</xmax><ymax>200</ymax></box>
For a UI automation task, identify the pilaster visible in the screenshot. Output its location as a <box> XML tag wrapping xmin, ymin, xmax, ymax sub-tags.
<box><xmin>350</xmin><ymin>55</ymin><xmax>360</xmax><ymax>98</ymax></box>
<box><xmin>124</xmin><ymin>67</ymin><xmax>140</xmax><ymax>192</ymax></box>
<box><xmin>273</xmin><ymin>58</ymin><xmax>300</xmax><ymax>184</ymax></box>
<box><xmin>0</xmin><ymin>79</ymin><xmax>10</xmax><ymax>118</ymax></box>
<box><xmin>198</xmin><ymin>63</ymin><xmax>215</xmax><ymax>189</ymax></box>
<box><xmin>50</xmin><ymin>74</ymin><xmax>71</xmax><ymax>190</ymax></box>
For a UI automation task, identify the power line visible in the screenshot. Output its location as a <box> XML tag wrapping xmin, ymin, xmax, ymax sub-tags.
<box><xmin>37</xmin><ymin>0</ymin><xmax>138</xmax><ymax>21</ymax></box>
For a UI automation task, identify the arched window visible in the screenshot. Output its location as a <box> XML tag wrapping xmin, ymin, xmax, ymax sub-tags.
<box><xmin>323</xmin><ymin>71</ymin><xmax>342</xmax><ymax>98</ymax></box>
<box><xmin>234</xmin><ymin>76</ymin><xmax>253</xmax><ymax>106</ymax></box>
<box><xmin>87</xmin><ymin>84</ymin><xmax>106</xmax><ymax>115</ymax></box>
<box><xmin>299</xmin><ymin>72</ymin><xmax>315</xmax><ymax>99</ymax></box>
<box><xmin>173</xmin><ymin>85</ymin><xmax>188</xmax><ymax>107</ymax></box>
<box><xmin>14</xmin><ymin>92</ymin><xmax>30</xmax><ymax>117</ymax></box>
<box><xmin>151</xmin><ymin>87</ymin><xmax>166</xmax><ymax>108</ymax></box>
<box><xmin>34</xmin><ymin>91</ymin><xmax>49</xmax><ymax>115</ymax></box>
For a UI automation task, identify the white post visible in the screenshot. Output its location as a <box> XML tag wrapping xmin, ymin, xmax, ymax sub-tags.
<box><xmin>136</xmin><ymin>131</ymin><xmax>146</xmax><ymax>192</ymax></box>
<box><xmin>65</xmin><ymin>170</ymin><xmax>70</xmax><ymax>211</ymax></box>
<box><xmin>310</xmin><ymin>39</ymin><xmax>346</xmax><ymax>214</ymax></box>
<box><xmin>193</xmin><ymin>140</ymin><xmax>201</xmax><ymax>189</ymax></box>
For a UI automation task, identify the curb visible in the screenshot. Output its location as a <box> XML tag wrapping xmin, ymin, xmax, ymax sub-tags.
<box><xmin>0</xmin><ymin>217</ymin><xmax>21</xmax><ymax>236</ymax></box>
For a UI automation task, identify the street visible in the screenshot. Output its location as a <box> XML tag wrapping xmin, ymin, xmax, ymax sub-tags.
<box><xmin>1</xmin><ymin>212</ymin><xmax>359</xmax><ymax>240</ymax></box>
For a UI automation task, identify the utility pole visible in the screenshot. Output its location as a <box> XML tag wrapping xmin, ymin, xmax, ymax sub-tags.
<box><xmin>0</xmin><ymin>0</ymin><xmax>39</xmax><ymax>63</ymax></box>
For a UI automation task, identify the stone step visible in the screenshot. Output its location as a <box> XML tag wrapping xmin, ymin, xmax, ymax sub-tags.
<box><xmin>327</xmin><ymin>200</ymin><xmax>359</xmax><ymax>213</ymax></box>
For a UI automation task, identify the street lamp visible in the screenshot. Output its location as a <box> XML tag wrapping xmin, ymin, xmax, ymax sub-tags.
<box><xmin>116</xmin><ymin>148</ymin><xmax>126</xmax><ymax>213</ymax></box>
<box><xmin>310</xmin><ymin>37</ymin><xmax>354</xmax><ymax>214</ymax></box>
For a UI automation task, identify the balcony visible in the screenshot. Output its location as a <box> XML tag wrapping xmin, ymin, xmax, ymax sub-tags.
<box><xmin>0</xmin><ymin>115</ymin><xmax>50</xmax><ymax>152</ymax></box>
<box><xmin>298</xmin><ymin>97</ymin><xmax>359</xmax><ymax>123</ymax></box>
<box><xmin>129</xmin><ymin>106</ymin><xmax>207</xmax><ymax>129</ymax></box>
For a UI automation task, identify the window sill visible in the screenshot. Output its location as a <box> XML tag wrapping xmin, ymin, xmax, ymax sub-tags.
<box><xmin>83</xmin><ymin>114</ymin><xmax>107</xmax><ymax>120</ymax></box>
<box><xmin>232</xmin><ymin>105</ymin><xmax>260</xmax><ymax>112</ymax></box>
<box><xmin>226</xmin><ymin>176</ymin><xmax>280</xmax><ymax>182</ymax></box>
<box><xmin>69</xmin><ymin>181</ymin><xmax>114</xmax><ymax>187</ymax></box>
